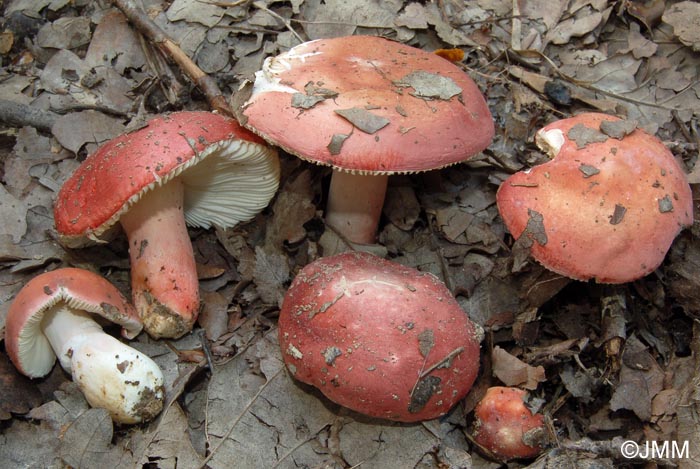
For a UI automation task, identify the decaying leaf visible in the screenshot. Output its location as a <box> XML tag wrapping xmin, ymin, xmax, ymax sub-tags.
<box><xmin>0</xmin><ymin>184</ymin><xmax>28</xmax><ymax>243</ymax></box>
<box><xmin>328</xmin><ymin>133</ymin><xmax>351</xmax><ymax>155</ymax></box>
<box><xmin>253</xmin><ymin>246</ymin><xmax>290</xmax><ymax>306</ymax></box>
<box><xmin>134</xmin><ymin>404</ymin><xmax>204</xmax><ymax>467</ymax></box>
<box><xmin>394</xmin><ymin>70</ymin><xmax>462</xmax><ymax>101</ymax></box>
<box><xmin>662</xmin><ymin>1</ymin><xmax>700</xmax><ymax>51</ymax></box>
<box><xmin>59</xmin><ymin>408</ymin><xmax>132</xmax><ymax>468</ymax></box>
<box><xmin>610</xmin><ymin>204</ymin><xmax>627</xmax><ymax>225</ymax></box>
<box><xmin>0</xmin><ymin>353</ymin><xmax>42</xmax><ymax>420</ymax></box>
<box><xmin>417</xmin><ymin>329</ymin><xmax>435</xmax><ymax>358</ymax></box>
<box><xmin>265</xmin><ymin>169</ymin><xmax>317</xmax><ymax>248</ymax></box>
<box><xmin>291</xmin><ymin>92</ymin><xmax>326</xmax><ymax>110</ymax></box>
<box><xmin>599</xmin><ymin>118</ymin><xmax>637</xmax><ymax>139</ymax></box>
<box><xmin>51</xmin><ymin>110</ymin><xmax>126</xmax><ymax>154</ymax></box>
<box><xmin>334</xmin><ymin>108</ymin><xmax>390</xmax><ymax>134</ymax></box>
<box><xmin>610</xmin><ymin>335</ymin><xmax>664</xmax><ymax>421</ymax></box>
<box><xmin>579</xmin><ymin>163</ymin><xmax>600</xmax><ymax>178</ymax></box>
<box><xmin>567</xmin><ymin>123</ymin><xmax>609</xmax><ymax>148</ymax></box>
<box><xmin>198</xmin><ymin>290</ymin><xmax>230</xmax><ymax>341</ymax></box>
<box><xmin>491</xmin><ymin>346</ymin><xmax>546</xmax><ymax>390</ymax></box>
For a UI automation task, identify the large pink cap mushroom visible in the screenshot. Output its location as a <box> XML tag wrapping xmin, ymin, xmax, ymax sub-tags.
<box><xmin>240</xmin><ymin>35</ymin><xmax>494</xmax><ymax>244</ymax></box>
<box><xmin>278</xmin><ymin>252</ymin><xmax>482</xmax><ymax>422</ymax></box>
<box><xmin>497</xmin><ymin>113</ymin><xmax>693</xmax><ymax>283</ymax></box>
<box><xmin>54</xmin><ymin>111</ymin><xmax>279</xmax><ymax>338</ymax></box>
<box><xmin>5</xmin><ymin>268</ymin><xmax>164</xmax><ymax>424</ymax></box>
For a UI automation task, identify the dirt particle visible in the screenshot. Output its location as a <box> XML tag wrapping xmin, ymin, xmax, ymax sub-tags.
<box><xmin>610</xmin><ymin>204</ymin><xmax>627</xmax><ymax>225</ymax></box>
<box><xmin>116</xmin><ymin>360</ymin><xmax>129</xmax><ymax>373</ymax></box>
<box><xmin>579</xmin><ymin>163</ymin><xmax>600</xmax><ymax>178</ymax></box>
<box><xmin>658</xmin><ymin>195</ymin><xmax>674</xmax><ymax>213</ymax></box>
<box><xmin>408</xmin><ymin>375</ymin><xmax>441</xmax><ymax>413</ymax></box>
<box><xmin>322</xmin><ymin>346</ymin><xmax>342</xmax><ymax>365</ymax></box>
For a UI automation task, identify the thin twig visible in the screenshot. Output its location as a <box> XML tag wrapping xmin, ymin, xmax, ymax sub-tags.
<box><xmin>0</xmin><ymin>99</ymin><xmax>59</xmax><ymax>132</ymax></box>
<box><xmin>252</xmin><ymin>1</ymin><xmax>304</xmax><ymax>43</ymax></box>
<box><xmin>111</xmin><ymin>0</ymin><xmax>232</xmax><ymax>116</ymax></box>
<box><xmin>198</xmin><ymin>367</ymin><xmax>284</xmax><ymax>468</ymax></box>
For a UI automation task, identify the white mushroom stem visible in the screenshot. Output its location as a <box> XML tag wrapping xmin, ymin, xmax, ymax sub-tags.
<box><xmin>41</xmin><ymin>304</ymin><xmax>164</xmax><ymax>424</ymax></box>
<box><xmin>119</xmin><ymin>177</ymin><xmax>200</xmax><ymax>339</ymax></box>
<box><xmin>325</xmin><ymin>172</ymin><xmax>389</xmax><ymax>245</ymax></box>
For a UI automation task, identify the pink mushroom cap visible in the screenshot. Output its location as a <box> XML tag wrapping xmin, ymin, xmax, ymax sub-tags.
<box><xmin>473</xmin><ymin>386</ymin><xmax>546</xmax><ymax>461</ymax></box>
<box><xmin>54</xmin><ymin>111</ymin><xmax>277</xmax><ymax>245</ymax></box>
<box><xmin>5</xmin><ymin>267</ymin><xmax>142</xmax><ymax>378</ymax></box>
<box><xmin>241</xmin><ymin>35</ymin><xmax>494</xmax><ymax>174</ymax></box>
<box><xmin>278</xmin><ymin>252</ymin><xmax>482</xmax><ymax>422</ymax></box>
<box><xmin>496</xmin><ymin>112</ymin><xmax>693</xmax><ymax>283</ymax></box>
<box><xmin>53</xmin><ymin>111</ymin><xmax>279</xmax><ymax>338</ymax></box>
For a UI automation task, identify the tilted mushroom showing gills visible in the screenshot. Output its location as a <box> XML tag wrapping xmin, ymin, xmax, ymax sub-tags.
<box><xmin>496</xmin><ymin>113</ymin><xmax>693</xmax><ymax>283</ymax></box>
<box><xmin>278</xmin><ymin>252</ymin><xmax>482</xmax><ymax>422</ymax></box>
<box><xmin>5</xmin><ymin>268</ymin><xmax>164</xmax><ymax>424</ymax></box>
<box><xmin>54</xmin><ymin>112</ymin><xmax>280</xmax><ymax>339</ymax></box>
<box><xmin>239</xmin><ymin>35</ymin><xmax>494</xmax><ymax>245</ymax></box>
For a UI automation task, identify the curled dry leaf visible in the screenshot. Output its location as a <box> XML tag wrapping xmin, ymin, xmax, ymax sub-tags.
<box><xmin>662</xmin><ymin>1</ymin><xmax>700</xmax><ymax>51</ymax></box>
<box><xmin>491</xmin><ymin>346</ymin><xmax>546</xmax><ymax>390</ymax></box>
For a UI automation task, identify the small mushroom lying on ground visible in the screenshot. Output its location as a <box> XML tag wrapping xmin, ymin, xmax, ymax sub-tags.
<box><xmin>4</xmin><ymin>268</ymin><xmax>164</xmax><ymax>424</ymax></box>
<box><xmin>496</xmin><ymin>112</ymin><xmax>693</xmax><ymax>283</ymax></box>
<box><xmin>54</xmin><ymin>111</ymin><xmax>280</xmax><ymax>338</ymax></box>
<box><xmin>238</xmin><ymin>35</ymin><xmax>494</xmax><ymax>245</ymax></box>
<box><xmin>278</xmin><ymin>252</ymin><xmax>482</xmax><ymax>422</ymax></box>
<box><xmin>472</xmin><ymin>386</ymin><xmax>546</xmax><ymax>461</ymax></box>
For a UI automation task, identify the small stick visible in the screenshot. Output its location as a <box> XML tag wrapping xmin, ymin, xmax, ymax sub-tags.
<box><xmin>111</xmin><ymin>0</ymin><xmax>233</xmax><ymax>116</ymax></box>
<box><xmin>0</xmin><ymin>99</ymin><xmax>58</xmax><ymax>132</ymax></box>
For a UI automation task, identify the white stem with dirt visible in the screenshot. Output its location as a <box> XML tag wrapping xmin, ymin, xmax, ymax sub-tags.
<box><xmin>41</xmin><ymin>305</ymin><xmax>164</xmax><ymax>423</ymax></box>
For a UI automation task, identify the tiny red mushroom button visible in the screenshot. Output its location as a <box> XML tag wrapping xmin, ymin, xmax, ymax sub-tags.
<box><xmin>472</xmin><ymin>386</ymin><xmax>547</xmax><ymax>461</ymax></box>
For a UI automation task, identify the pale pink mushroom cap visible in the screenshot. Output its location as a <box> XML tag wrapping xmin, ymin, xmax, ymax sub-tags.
<box><xmin>5</xmin><ymin>267</ymin><xmax>142</xmax><ymax>377</ymax></box>
<box><xmin>240</xmin><ymin>36</ymin><xmax>493</xmax><ymax>244</ymax></box>
<box><xmin>5</xmin><ymin>268</ymin><xmax>164</xmax><ymax>424</ymax></box>
<box><xmin>241</xmin><ymin>35</ymin><xmax>494</xmax><ymax>174</ymax></box>
<box><xmin>278</xmin><ymin>252</ymin><xmax>482</xmax><ymax>422</ymax></box>
<box><xmin>473</xmin><ymin>386</ymin><xmax>546</xmax><ymax>461</ymax></box>
<box><xmin>497</xmin><ymin>113</ymin><xmax>693</xmax><ymax>283</ymax></box>
<box><xmin>54</xmin><ymin>111</ymin><xmax>279</xmax><ymax>244</ymax></box>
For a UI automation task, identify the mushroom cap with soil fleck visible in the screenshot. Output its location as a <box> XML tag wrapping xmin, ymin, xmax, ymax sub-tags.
<box><xmin>5</xmin><ymin>268</ymin><xmax>164</xmax><ymax>424</ymax></box>
<box><xmin>278</xmin><ymin>251</ymin><xmax>482</xmax><ymax>422</ymax></box>
<box><xmin>54</xmin><ymin>111</ymin><xmax>280</xmax><ymax>338</ymax></box>
<box><xmin>472</xmin><ymin>386</ymin><xmax>547</xmax><ymax>461</ymax></box>
<box><xmin>496</xmin><ymin>112</ymin><xmax>693</xmax><ymax>283</ymax></box>
<box><xmin>237</xmin><ymin>35</ymin><xmax>494</xmax><ymax>245</ymax></box>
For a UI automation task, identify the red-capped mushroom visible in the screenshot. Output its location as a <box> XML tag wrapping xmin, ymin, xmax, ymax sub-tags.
<box><xmin>472</xmin><ymin>386</ymin><xmax>546</xmax><ymax>461</ymax></box>
<box><xmin>239</xmin><ymin>35</ymin><xmax>494</xmax><ymax>245</ymax></box>
<box><xmin>278</xmin><ymin>252</ymin><xmax>482</xmax><ymax>422</ymax></box>
<box><xmin>496</xmin><ymin>113</ymin><xmax>693</xmax><ymax>283</ymax></box>
<box><xmin>5</xmin><ymin>268</ymin><xmax>164</xmax><ymax>424</ymax></box>
<box><xmin>54</xmin><ymin>111</ymin><xmax>279</xmax><ymax>338</ymax></box>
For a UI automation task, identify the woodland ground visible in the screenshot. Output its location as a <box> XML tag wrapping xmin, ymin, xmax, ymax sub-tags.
<box><xmin>0</xmin><ymin>0</ymin><xmax>699</xmax><ymax>468</ymax></box>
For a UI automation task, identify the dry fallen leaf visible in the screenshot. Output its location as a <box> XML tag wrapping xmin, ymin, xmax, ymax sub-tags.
<box><xmin>253</xmin><ymin>245</ymin><xmax>290</xmax><ymax>306</ymax></box>
<box><xmin>491</xmin><ymin>346</ymin><xmax>546</xmax><ymax>390</ymax></box>
<box><xmin>59</xmin><ymin>408</ymin><xmax>132</xmax><ymax>468</ymax></box>
<box><xmin>662</xmin><ymin>1</ymin><xmax>700</xmax><ymax>51</ymax></box>
<box><xmin>609</xmin><ymin>335</ymin><xmax>664</xmax><ymax>421</ymax></box>
<box><xmin>51</xmin><ymin>110</ymin><xmax>126</xmax><ymax>154</ymax></box>
<box><xmin>0</xmin><ymin>353</ymin><xmax>42</xmax><ymax>420</ymax></box>
<box><xmin>0</xmin><ymin>184</ymin><xmax>28</xmax><ymax>243</ymax></box>
<box><xmin>199</xmin><ymin>290</ymin><xmax>231</xmax><ymax>341</ymax></box>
